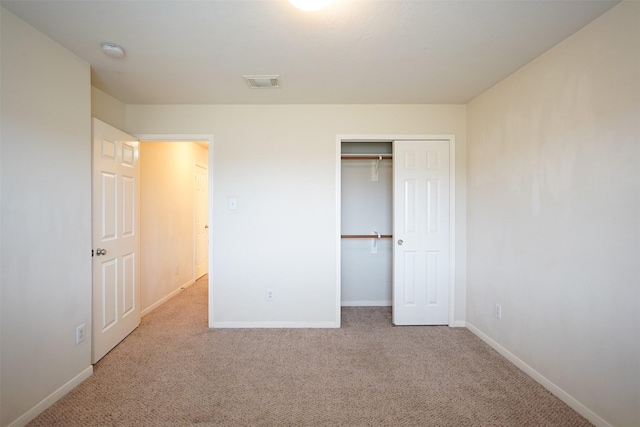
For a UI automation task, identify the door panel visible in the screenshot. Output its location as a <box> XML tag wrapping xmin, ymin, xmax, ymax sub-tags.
<box><xmin>122</xmin><ymin>175</ymin><xmax>135</xmax><ymax>236</ymax></box>
<box><xmin>92</xmin><ymin>118</ymin><xmax>140</xmax><ymax>363</ymax></box>
<box><xmin>101</xmin><ymin>172</ymin><xmax>117</xmax><ymax>239</ymax></box>
<box><xmin>101</xmin><ymin>259</ymin><xmax>118</xmax><ymax>330</ymax></box>
<box><xmin>393</xmin><ymin>140</ymin><xmax>450</xmax><ymax>325</ymax></box>
<box><xmin>122</xmin><ymin>253</ymin><xmax>136</xmax><ymax>316</ymax></box>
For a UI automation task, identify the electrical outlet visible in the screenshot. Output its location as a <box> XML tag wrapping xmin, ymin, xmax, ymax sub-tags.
<box><xmin>175</xmin><ymin>265</ymin><xmax>179</xmax><ymax>275</ymax></box>
<box><xmin>76</xmin><ymin>323</ymin><xmax>86</xmax><ymax>344</ymax></box>
<box><xmin>266</xmin><ymin>289</ymin><xmax>274</xmax><ymax>301</ymax></box>
<box><xmin>495</xmin><ymin>303</ymin><xmax>502</xmax><ymax>320</ymax></box>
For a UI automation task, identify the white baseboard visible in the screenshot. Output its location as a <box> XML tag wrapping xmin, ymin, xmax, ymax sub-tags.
<box><xmin>8</xmin><ymin>366</ymin><xmax>93</xmax><ymax>427</ymax></box>
<box><xmin>466</xmin><ymin>323</ymin><xmax>611</xmax><ymax>427</ymax></box>
<box><xmin>341</xmin><ymin>300</ymin><xmax>391</xmax><ymax>307</ymax></box>
<box><xmin>141</xmin><ymin>278</ymin><xmax>196</xmax><ymax>316</ymax></box>
<box><xmin>211</xmin><ymin>321</ymin><xmax>339</xmax><ymax>328</ymax></box>
<box><xmin>449</xmin><ymin>320</ymin><xmax>466</xmax><ymax>327</ymax></box>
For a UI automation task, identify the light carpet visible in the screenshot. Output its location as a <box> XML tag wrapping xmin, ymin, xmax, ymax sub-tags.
<box><xmin>28</xmin><ymin>276</ymin><xmax>591</xmax><ymax>426</ymax></box>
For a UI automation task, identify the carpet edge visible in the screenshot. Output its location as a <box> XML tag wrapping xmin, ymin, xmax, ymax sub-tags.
<box><xmin>466</xmin><ymin>322</ymin><xmax>610</xmax><ymax>427</ymax></box>
<box><xmin>9</xmin><ymin>366</ymin><xmax>93</xmax><ymax>427</ymax></box>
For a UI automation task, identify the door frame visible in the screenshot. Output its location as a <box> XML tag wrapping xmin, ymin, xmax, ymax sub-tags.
<box><xmin>134</xmin><ymin>133</ymin><xmax>214</xmax><ymax>325</ymax></box>
<box><xmin>336</xmin><ymin>134</ymin><xmax>458</xmax><ymax>327</ymax></box>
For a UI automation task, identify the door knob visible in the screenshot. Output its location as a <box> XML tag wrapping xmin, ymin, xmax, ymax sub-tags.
<box><xmin>96</xmin><ymin>248</ymin><xmax>107</xmax><ymax>256</ymax></box>
<box><xmin>205</xmin><ymin>225</ymin><xmax>209</xmax><ymax>229</ymax></box>
<box><xmin>397</xmin><ymin>239</ymin><xmax>403</xmax><ymax>246</ymax></box>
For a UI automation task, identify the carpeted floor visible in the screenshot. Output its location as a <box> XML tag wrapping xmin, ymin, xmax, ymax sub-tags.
<box><xmin>28</xmin><ymin>276</ymin><xmax>591</xmax><ymax>426</ymax></box>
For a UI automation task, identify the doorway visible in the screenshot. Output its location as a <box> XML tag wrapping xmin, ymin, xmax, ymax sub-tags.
<box><xmin>135</xmin><ymin>134</ymin><xmax>213</xmax><ymax>319</ymax></box>
<box><xmin>337</xmin><ymin>135</ymin><xmax>456</xmax><ymax>326</ymax></box>
<box><xmin>91</xmin><ymin>126</ymin><xmax>214</xmax><ymax>362</ymax></box>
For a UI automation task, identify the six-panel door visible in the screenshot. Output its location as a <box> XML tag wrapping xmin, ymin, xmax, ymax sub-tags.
<box><xmin>393</xmin><ymin>140</ymin><xmax>450</xmax><ymax>325</ymax></box>
<box><xmin>92</xmin><ymin>118</ymin><xmax>141</xmax><ymax>363</ymax></box>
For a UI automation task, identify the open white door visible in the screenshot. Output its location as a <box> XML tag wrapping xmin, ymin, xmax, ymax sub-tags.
<box><xmin>92</xmin><ymin>118</ymin><xmax>141</xmax><ymax>363</ymax></box>
<box><xmin>393</xmin><ymin>140</ymin><xmax>450</xmax><ymax>325</ymax></box>
<box><xmin>194</xmin><ymin>164</ymin><xmax>208</xmax><ymax>279</ymax></box>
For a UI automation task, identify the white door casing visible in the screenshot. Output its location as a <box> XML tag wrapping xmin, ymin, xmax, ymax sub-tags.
<box><xmin>92</xmin><ymin>118</ymin><xmax>141</xmax><ymax>363</ymax></box>
<box><xmin>393</xmin><ymin>139</ymin><xmax>450</xmax><ymax>325</ymax></box>
<box><xmin>194</xmin><ymin>164</ymin><xmax>208</xmax><ymax>279</ymax></box>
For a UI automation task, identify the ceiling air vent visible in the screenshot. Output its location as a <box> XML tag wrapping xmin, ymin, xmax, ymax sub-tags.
<box><xmin>244</xmin><ymin>75</ymin><xmax>280</xmax><ymax>89</ymax></box>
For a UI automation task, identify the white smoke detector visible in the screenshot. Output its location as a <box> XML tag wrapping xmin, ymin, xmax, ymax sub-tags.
<box><xmin>244</xmin><ymin>75</ymin><xmax>280</xmax><ymax>89</ymax></box>
<box><xmin>101</xmin><ymin>43</ymin><xmax>125</xmax><ymax>58</ymax></box>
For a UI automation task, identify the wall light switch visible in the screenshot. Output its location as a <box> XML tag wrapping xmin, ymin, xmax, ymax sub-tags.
<box><xmin>228</xmin><ymin>197</ymin><xmax>237</xmax><ymax>210</ymax></box>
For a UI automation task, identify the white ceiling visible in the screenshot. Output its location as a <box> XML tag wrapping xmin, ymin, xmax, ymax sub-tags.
<box><xmin>1</xmin><ymin>0</ymin><xmax>618</xmax><ymax>105</ymax></box>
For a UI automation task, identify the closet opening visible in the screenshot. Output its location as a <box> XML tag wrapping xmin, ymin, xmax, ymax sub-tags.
<box><xmin>337</xmin><ymin>134</ymin><xmax>457</xmax><ymax>327</ymax></box>
<box><xmin>340</xmin><ymin>141</ymin><xmax>393</xmax><ymax>310</ymax></box>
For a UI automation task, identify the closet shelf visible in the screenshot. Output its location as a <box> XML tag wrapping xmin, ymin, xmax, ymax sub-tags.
<box><xmin>341</xmin><ymin>154</ymin><xmax>392</xmax><ymax>160</ymax></box>
<box><xmin>341</xmin><ymin>234</ymin><xmax>392</xmax><ymax>239</ymax></box>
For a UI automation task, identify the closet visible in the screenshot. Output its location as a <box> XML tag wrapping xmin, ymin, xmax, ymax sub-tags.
<box><xmin>340</xmin><ymin>137</ymin><xmax>453</xmax><ymax>325</ymax></box>
<box><xmin>341</xmin><ymin>142</ymin><xmax>393</xmax><ymax>306</ymax></box>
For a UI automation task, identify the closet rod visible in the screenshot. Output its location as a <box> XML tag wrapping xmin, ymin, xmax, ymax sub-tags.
<box><xmin>341</xmin><ymin>154</ymin><xmax>392</xmax><ymax>160</ymax></box>
<box><xmin>341</xmin><ymin>234</ymin><xmax>393</xmax><ymax>239</ymax></box>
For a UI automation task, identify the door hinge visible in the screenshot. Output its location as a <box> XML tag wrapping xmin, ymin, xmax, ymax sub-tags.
<box><xmin>92</xmin><ymin>249</ymin><xmax>94</xmax><ymax>257</ymax></box>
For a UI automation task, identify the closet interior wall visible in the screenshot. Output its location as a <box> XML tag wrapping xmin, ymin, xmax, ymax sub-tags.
<box><xmin>341</xmin><ymin>142</ymin><xmax>392</xmax><ymax>306</ymax></box>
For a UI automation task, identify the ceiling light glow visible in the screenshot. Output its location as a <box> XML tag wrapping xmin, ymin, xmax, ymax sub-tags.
<box><xmin>289</xmin><ymin>0</ymin><xmax>330</xmax><ymax>12</ymax></box>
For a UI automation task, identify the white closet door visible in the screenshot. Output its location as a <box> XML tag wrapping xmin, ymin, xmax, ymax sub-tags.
<box><xmin>393</xmin><ymin>140</ymin><xmax>450</xmax><ymax>325</ymax></box>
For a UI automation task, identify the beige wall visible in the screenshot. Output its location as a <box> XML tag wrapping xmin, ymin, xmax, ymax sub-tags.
<box><xmin>1</xmin><ymin>9</ymin><xmax>92</xmax><ymax>426</ymax></box>
<box><xmin>140</xmin><ymin>141</ymin><xmax>208</xmax><ymax>314</ymax></box>
<box><xmin>466</xmin><ymin>3</ymin><xmax>639</xmax><ymax>426</ymax></box>
<box><xmin>126</xmin><ymin>104</ymin><xmax>467</xmax><ymax>326</ymax></box>
<box><xmin>91</xmin><ymin>86</ymin><xmax>126</xmax><ymax>131</ymax></box>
